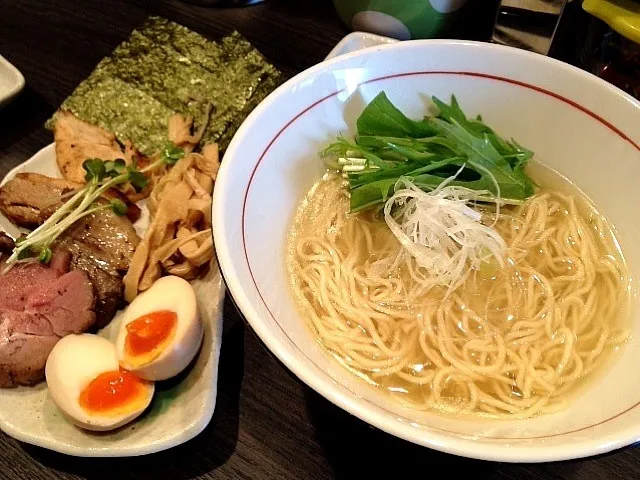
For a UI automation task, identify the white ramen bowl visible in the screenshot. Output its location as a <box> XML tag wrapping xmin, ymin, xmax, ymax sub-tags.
<box><xmin>213</xmin><ymin>40</ymin><xmax>640</xmax><ymax>462</ymax></box>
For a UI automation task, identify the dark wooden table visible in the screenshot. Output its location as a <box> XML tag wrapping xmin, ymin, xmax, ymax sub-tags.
<box><xmin>1</xmin><ymin>1</ymin><xmax>638</xmax><ymax>479</ymax></box>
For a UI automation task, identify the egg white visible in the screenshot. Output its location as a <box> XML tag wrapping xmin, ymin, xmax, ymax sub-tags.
<box><xmin>116</xmin><ymin>276</ymin><xmax>203</xmax><ymax>381</ymax></box>
<box><xmin>45</xmin><ymin>334</ymin><xmax>154</xmax><ymax>432</ymax></box>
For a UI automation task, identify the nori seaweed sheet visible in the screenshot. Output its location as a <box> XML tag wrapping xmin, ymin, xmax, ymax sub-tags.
<box><xmin>48</xmin><ymin>17</ymin><xmax>282</xmax><ymax>155</ymax></box>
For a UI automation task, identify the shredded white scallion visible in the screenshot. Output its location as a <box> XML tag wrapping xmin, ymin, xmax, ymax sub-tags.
<box><xmin>383</xmin><ymin>174</ymin><xmax>508</xmax><ymax>294</ymax></box>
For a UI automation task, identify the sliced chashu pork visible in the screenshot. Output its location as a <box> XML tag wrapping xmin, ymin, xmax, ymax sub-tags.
<box><xmin>53</xmin><ymin>110</ymin><xmax>151</xmax><ymax>202</ymax></box>
<box><xmin>56</xmin><ymin>207</ymin><xmax>139</xmax><ymax>328</ymax></box>
<box><xmin>0</xmin><ymin>173</ymin><xmax>81</xmax><ymax>229</ymax></box>
<box><xmin>0</xmin><ymin>172</ymin><xmax>140</xmax><ymax>226</ymax></box>
<box><xmin>0</xmin><ymin>174</ymin><xmax>140</xmax><ymax>328</ymax></box>
<box><xmin>53</xmin><ymin>110</ymin><xmax>128</xmax><ymax>184</ymax></box>
<box><xmin>0</xmin><ymin>251</ymin><xmax>95</xmax><ymax>387</ymax></box>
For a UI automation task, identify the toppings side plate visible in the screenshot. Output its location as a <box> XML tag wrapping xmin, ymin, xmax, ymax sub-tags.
<box><xmin>0</xmin><ymin>144</ymin><xmax>224</xmax><ymax>457</ymax></box>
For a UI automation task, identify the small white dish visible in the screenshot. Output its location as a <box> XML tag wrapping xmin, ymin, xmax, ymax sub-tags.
<box><xmin>0</xmin><ymin>144</ymin><xmax>224</xmax><ymax>457</ymax></box>
<box><xmin>213</xmin><ymin>39</ymin><xmax>640</xmax><ymax>462</ymax></box>
<box><xmin>0</xmin><ymin>55</ymin><xmax>25</xmax><ymax>107</ymax></box>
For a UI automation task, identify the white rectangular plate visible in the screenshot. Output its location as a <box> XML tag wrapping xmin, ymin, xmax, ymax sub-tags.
<box><xmin>0</xmin><ymin>144</ymin><xmax>224</xmax><ymax>457</ymax></box>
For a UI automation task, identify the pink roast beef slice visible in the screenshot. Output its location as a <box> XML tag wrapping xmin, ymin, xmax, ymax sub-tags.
<box><xmin>0</xmin><ymin>175</ymin><xmax>141</xmax><ymax>329</ymax></box>
<box><xmin>0</xmin><ymin>251</ymin><xmax>96</xmax><ymax>387</ymax></box>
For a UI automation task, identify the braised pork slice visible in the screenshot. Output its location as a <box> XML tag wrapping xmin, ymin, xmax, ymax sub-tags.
<box><xmin>54</xmin><ymin>110</ymin><xmax>127</xmax><ymax>184</ymax></box>
<box><xmin>0</xmin><ymin>175</ymin><xmax>141</xmax><ymax>329</ymax></box>
<box><xmin>0</xmin><ymin>173</ymin><xmax>140</xmax><ymax>226</ymax></box>
<box><xmin>53</xmin><ymin>111</ymin><xmax>151</xmax><ymax>202</ymax></box>
<box><xmin>0</xmin><ymin>251</ymin><xmax>95</xmax><ymax>387</ymax></box>
<box><xmin>0</xmin><ymin>173</ymin><xmax>81</xmax><ymax>228</ymax></box>
<box><xmin>56</xmin><ymin>208</ymin><xmax>140</xmax><ymax>328</ymax></box>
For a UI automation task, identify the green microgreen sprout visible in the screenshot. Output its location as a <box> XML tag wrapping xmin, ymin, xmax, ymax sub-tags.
<box><xmin>2</xmin><ymin>141</ymin><xmax>185</xmax><ymax>271</ymax></box>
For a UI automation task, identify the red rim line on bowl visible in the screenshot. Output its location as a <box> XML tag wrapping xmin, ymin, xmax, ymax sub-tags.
<box><xmin>241</xmin><ymin>70</ymin><xmax>640</xmax><ymax>441</ymax></box>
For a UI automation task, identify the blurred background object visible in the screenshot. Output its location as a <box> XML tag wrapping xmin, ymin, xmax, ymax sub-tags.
<box><xmin>181</xmin><ymin>0</ymin><xmax>266</xmax><ymax>5</ymax></box>
<box><xmin>330</xmin><ymin>0</ymin><xmax>569</xmax><ymax>53</ymax></box>
<box><xmin>328</xmin><ymin>0</ymin><xmax>639</xmax><ymax>100</ymax></box>
<box><xmin>549</xmin><ymin>0</ymin><xmax>640</xmax><ymax>99</ymax></box>
<box><xmin>331</xmin><ymin>0</ymin><xmax>501</xmax><ymax>41</ymax></box>
<box><xmin>494</xmin><ymin>0</ymin><xmax>567</xmax><ymax>53</ymax></box>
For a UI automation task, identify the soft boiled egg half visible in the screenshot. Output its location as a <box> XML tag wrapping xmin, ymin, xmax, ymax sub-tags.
<box><xmin>46</xmin><ymin>334</ymin><xmax>154</xmax><ymax>431</ymax></box>
<box><xmin>116</xmin><ymin>276</ymin><xmax>203</xmax><ymax>381</ymax></box>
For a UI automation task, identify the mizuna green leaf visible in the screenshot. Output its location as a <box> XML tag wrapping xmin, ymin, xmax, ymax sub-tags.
<box><xmin>322</xmin><ymin>92</ymin><xmax>536</xmax><ymax>212</ymax></box>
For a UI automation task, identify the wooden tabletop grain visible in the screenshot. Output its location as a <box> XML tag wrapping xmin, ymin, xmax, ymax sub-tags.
<box><xmin>1</xmin><ymin>1</ymin><xmax>639</xmax><ymax>479</ymax></box>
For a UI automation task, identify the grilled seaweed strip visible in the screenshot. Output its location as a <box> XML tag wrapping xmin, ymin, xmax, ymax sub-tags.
<box><xmin>47</xmin><ymin>17</ymin><xmax>282</xmax><ymax>154</ymax></box>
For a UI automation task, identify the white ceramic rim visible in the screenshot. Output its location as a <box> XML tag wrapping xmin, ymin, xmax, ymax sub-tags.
<box><xmin>214</xmin><ymin>39</ymin><xmax>640</xmax><ymax>463</ymax></box>
<box><xmin>325</xmin><ymin>31</ymin><xmax>399</xmax><ymax>59</ymax></box>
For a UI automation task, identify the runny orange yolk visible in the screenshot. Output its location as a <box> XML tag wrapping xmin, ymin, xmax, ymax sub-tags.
<box><xmin>125</xmin><ymin>310</ymin><xmax>178</xmax><ymax>358</ymax></box>
<box><xmin>79</xmin><ymin>369</ymin><xmax>148</xmax><ymax>415</ymax></box>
